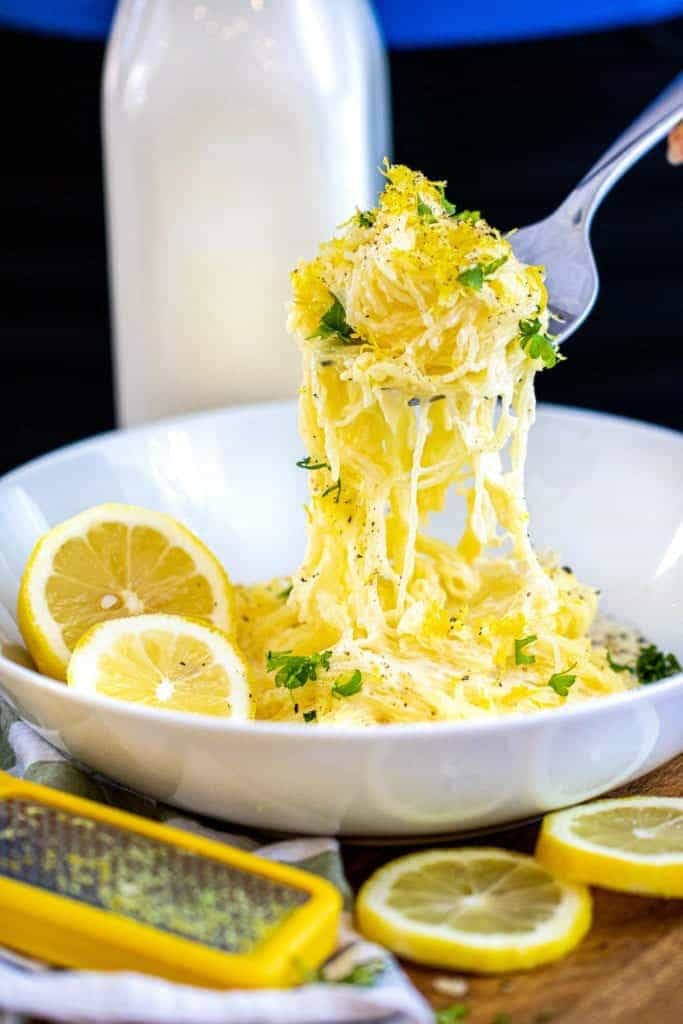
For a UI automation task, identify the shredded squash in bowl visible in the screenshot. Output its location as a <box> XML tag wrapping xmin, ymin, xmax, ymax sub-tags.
<box><xmin>236</xmin><ymin>164</ymin><xmax>637</xmax><ymax>724</ymax></box>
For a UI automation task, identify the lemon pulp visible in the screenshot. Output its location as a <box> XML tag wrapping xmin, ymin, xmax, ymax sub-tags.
<box><xmin>68</xmin><ymin>613</ymin><xmax>251</xmax><ymax>719</ymax></box>
<box><xmin>356</xmin><ymin>848</ymin><xmax>591</xmax><ymax>972</ymax></box>
<box><xmin>536</xmin><ymin>797</ymin><xmax>683</xmax><ymax>897</ymax></box>
<box><xmin>18</xmin><ymin>504</ymin><xmax>234</xmax><ymax>680</ymax></box>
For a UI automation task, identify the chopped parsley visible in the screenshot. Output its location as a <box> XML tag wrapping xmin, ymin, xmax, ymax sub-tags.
<box><xmin>277</xmin><ymin>583</ymin><xmax>293</xmax><ymax>600</ymax></box>
<box><xmin>458</xmin><ymin>254</ymin><xmax>508</xmax><ymax>291</ymax></box>
<box><xmin>297</xmin><ymin>455</ymin><xmax>341</xmax><ymax>501</ymax></box>
<box><xmin>322</xmin><ymin>478</ymin><xmax>342</xmax><ymax>503</ymax></box>
<box><xmin>356</xmin><ymin>209</ymin><xmax>375</xmax><ymax>228</ymax></box>
<box><xmin>436</xmin><ymin>1005</ymin><xmax>469</xmax><ymax>1024</ymax></box>
<box><xmin>303</xmin><ymin>709</ymin><xmax>317</xmax><ymax>723</ymax></box>
<box><xmin>331</xmin><ymin>669</ymin><xmax>363</xmax><ymax>698</ymax></box>
<box><xmin>457</xmin><ymin>265</ymin><xmax>485</xmax><ymax>290</ymax></box>
<box><xmin>453</xmin><ymin>209</ymin><xmax>480</xmax><ymax>224</ymax></box>
<box><xmin>417</xmin><ymin>197</ymin><xmax>437</xmax><ymax>223</ymax></box>
<box><xmin>266</xmin><ymin>649</ymin><xmax>332</xmax><ymax>691</ymax></box>
<box><xmin>297</xmin><ymin>456</ymin><xmax>330</xmax><ymax>471</ymax></box>
<box><xmin>636</xmin><ymin>644</ymin><xmax>681</xmax><ymax>684</ymax></box>
<box><xmin>514</xmin><ymin>635</ymin><xmax>537</xmax><ymax>665</ymax></box>
<box><xmin>606</xmin><ymin>651</ymin><xmax>634</xmax><ymax>674</ymax></box>
<box><xmin>305</xmin><ymin>957</ymin><xmax>385</xmax><ymax>986</ymax></box>
<box><xmin>437</xmin><ymin>184</ymin><xmax>457</xmax><ymax>216</ymax></box>
<box><xmin>484</xmin><ymin>254</ymin><xmax>509</xmax><ymax>275</ymax></box>
<box><xmin>548</xmin><ymin>664</ymin><xmax>577</xmax><ymax>697</ymax></box>
<box><xmin>336</xmin><ymin>958</ymin><xmax>385</xmax><ymax>986</ymax></box>
<box><xmin>310</xmin><ymin>295</ymin><xmax>358</xmax><ymax>345</ymax></box>
<box><xmin>519</xmin><ymin>318</ymin><xmax>561</xmax><ymax>369</ymax></box>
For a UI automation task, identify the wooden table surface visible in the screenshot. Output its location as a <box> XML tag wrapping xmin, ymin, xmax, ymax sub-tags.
<box><xmin>342</xmin><ymin>754</ymin><xmax>683</xmax><ymax>1024</ymax></box>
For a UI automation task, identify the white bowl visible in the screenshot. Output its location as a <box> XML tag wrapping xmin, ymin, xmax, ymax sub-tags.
<box><xmin>0</xmin><ymin>402</ymin><xmax>681</xmax><ymax>838</ymax></box>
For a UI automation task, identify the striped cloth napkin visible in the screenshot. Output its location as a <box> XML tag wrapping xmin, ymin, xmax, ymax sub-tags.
<box><xmin>0</xmin><ymin>699</ymin><xmax>432</xmax><ymax>1024</ymax></box>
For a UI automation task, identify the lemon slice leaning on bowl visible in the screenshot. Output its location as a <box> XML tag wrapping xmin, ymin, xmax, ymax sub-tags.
<box><xmin>67</xmin><ymin>613</ymin><xmax>252</xmax><ymax>718</ymax></box>
<box><xmin>536</xmin><ymin>796</ymin><xmax>683</xmax><ymax>898</ymax></box>
<box><xmin>18</xmin><ymin>503</ymin><xmax>235</xmax><ymax>680</ymax></box>
<box><xmin>356</xmin><ymin>848</ymin><xmax>591</xmax><ymax>973</ymax></box>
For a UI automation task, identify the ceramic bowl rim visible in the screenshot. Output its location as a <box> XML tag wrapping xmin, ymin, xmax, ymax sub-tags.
<box><xmin>1</xmin><ymin>399</ymin><xmax>681</xmax><ymax>741</ymax></box>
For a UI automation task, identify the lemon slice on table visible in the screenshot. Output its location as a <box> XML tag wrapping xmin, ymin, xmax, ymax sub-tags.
<box><xmin>18</xmin><ymin>503</ymin><xmax>234</xmax><ymax>681</ymax></box>
<box><xmin>67</xmin><ymin>613</ymin><xmax>251</xmax><ymax>718</ymax></box>
<box><xmin>356</xmin><ymin>848</ymin><xmax>591</xmax><ymax>974</ymax></box>
<box><xmin>536</xmin><ymin>796</ymin><xmax>683</xmax><ymax>898</ymax></box>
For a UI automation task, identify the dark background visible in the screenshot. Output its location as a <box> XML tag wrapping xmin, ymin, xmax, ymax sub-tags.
<box><xmin>0</xmin><ymin>18</ymin><xmax>681</xmax><ymax>474</ymax></box>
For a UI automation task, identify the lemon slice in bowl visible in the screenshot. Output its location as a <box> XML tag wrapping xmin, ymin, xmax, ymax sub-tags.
<box><xmin>536</xmin><ymin>796</ymin><xmax>683</xmax><ymax>898</ymax></box>
<box><xmin>67</xmin><ymin>613</ymin><xmax>252</xmax><ymax>718</ymax></box>
<box><xmin>18</xmin><ymin>503</ymin><xmax>234</xmax><ymax>680</ymax></box>
<box><xmin>356</xmin><ymin>848</ymin><xmax>591</xmax><ymax>973</ymax></box>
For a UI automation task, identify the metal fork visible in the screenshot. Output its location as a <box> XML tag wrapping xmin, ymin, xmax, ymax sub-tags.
<box><xmin>511</xmin><ymin>74</ymin><xmax>683</xmax><ymax>344</ymax></box>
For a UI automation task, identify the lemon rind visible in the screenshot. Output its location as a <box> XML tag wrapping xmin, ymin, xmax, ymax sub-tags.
<box><xmin>18</xmin><ymin>503</ymin><xmax>235</xmax><ymax>681</ymax></box>
<box><xmin>67</xmin><ymin>612</ymin><xmax>252</xmax><ymax>720</ymax></box>
<box><xmin>356</xmin><ymin>847</ymin><xmax>592</xmax><ymax>974</ymax></box>
<box><xmin>536</xmin><ymin>797</ymin><xmax>683</xmax><ymax>898</ymax></box>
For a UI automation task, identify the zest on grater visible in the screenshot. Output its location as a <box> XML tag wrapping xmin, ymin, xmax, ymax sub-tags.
<box><xmin>0</xmin><ymin>772</ymin><xmax>341</xmax><ymax>988</ymax></box>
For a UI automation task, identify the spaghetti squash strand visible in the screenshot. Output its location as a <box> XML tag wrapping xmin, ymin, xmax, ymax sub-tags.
<box><xmin>236</xmin><ymin>164</ymin><xmax>635</xmax><ymax>724</ymax></box>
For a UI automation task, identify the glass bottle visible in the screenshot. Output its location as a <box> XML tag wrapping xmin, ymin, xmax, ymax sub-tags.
<box><xmin>103</xmin><ymin>0</ymin><xmax>391</xmax><ymax>425</ymax></box>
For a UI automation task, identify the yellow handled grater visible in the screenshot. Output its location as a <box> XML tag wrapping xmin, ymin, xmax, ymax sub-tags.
<box><xmin>0</xmin><ymin>771</ymin><xmax>341</xmax><ymax>988</ymax></box>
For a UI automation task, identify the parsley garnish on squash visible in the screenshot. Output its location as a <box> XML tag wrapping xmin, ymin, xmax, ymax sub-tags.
<box><xmin>322</xmin><ymin>478</ymin><xmax>342</xmax><ymax>503</ymax></box>
<box><xmin>483</xmin><ymin>254</ymin><xmax>509</xmax><ymax>275</ymax></box>
<box><xmin>514</xmin><ymin>635</ymin><xmax>537</xmax><ymax>665</ymax></box>
<box><xmin>296</xmin><ymin>456</ymin><xmax>330</xmax><ymax>471</ymax></box>
<box><xmin>418</xmin><ymin>186</ymin><xmax>459</xmax><ymax>220</ymax></box>
<box><xmin>548</xmin><ymin>664</ymin><xmax>577</xmax><ymax>696</ymax></box>
<box><xmin>310</xmin><ymin>295</ymin><xmax>359</xmax><ymax>345</ymax></box>
<box><xmin>519</xmin><ymin>317</ymin><xmax>561</xmax><ymax>369</ymax></box>
<box><xmin>297</xmin><ymin>456</ymin><xmax>341</xmax><ymax>501</ymax></box>
<box><xmin>452</xmin><ymin>209</ymin><xmax>480</xmax><ymax>224</ymax></box>
<box><xmin>331</xmin><ymin>669</ymin><xmax>363</xmax><ymax>698</ymax></box>
<box><xmin>436</xmin><ymin>184</ymin><xmax>457</xmax><ymax>216</ymax></box>
<box><xmin>417</xmin><ymin>197</ymin><xmax>437</xmax><ymax>223</ymax></box>
<box><xmin>636</xmin><ymin>644</ymin><xmax>681</xmax><ymax>684</ymax></box>
<box><xmin>606</xmin><ymin>651</ymin><xmax>635</xmax><ymax>674</ymax></box>
<box><xmin>457</xmin><ymin>265</ymin><xmax>485</xmax><ymax>290</ymax></box>
<box><xmin>458</xmin><ymin>254</ymin><xmax>509</xmax><ymax>291</ymax></box>
<box><xmin>266</xmin><ymin>649</ymin><xmax>332</xmax><ymax>691</ymax></box>
<box><xmin>356</xmin><ymin>209</ymin><xmax>375</xmax><ymax>228</ymax></box>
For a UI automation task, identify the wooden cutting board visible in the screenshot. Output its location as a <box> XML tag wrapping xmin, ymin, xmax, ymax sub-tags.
<box><xmin>343</xmin><ymin>754</ymin><xmax>683</xmax><ymax>1024</ymax></box>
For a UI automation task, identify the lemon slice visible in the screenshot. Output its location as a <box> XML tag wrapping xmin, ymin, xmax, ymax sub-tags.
<box><xmin>536</xmin><ymin>796</ymin><xmax>683</xmax><ymax>898</ymax></box>
<box><xmin>18</xmin><ymin>503</ymin><xmax>234</xmax><ymax>680</ymax></box>
<box><xmin>356</xmin><ymin>848</ymin><xmax>591</xmax><ymax>973</ymax></box>
<box><xmin>67</xmin><ymin>613</ymin><xmax>251</xmax><ymax>718</ymax></box>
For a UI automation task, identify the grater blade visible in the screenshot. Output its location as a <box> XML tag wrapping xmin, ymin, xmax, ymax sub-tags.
<box><xmin>0</xmin><ymin>798</ymin><xmax>309</xmax><ymax>955</ymax></box>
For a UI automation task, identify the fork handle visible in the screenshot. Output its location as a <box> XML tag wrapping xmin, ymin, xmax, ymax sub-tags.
<box><xmin>561</xmin><ymin>73</ymin><xmax>683</xmax><ymax>231</ymax></box>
